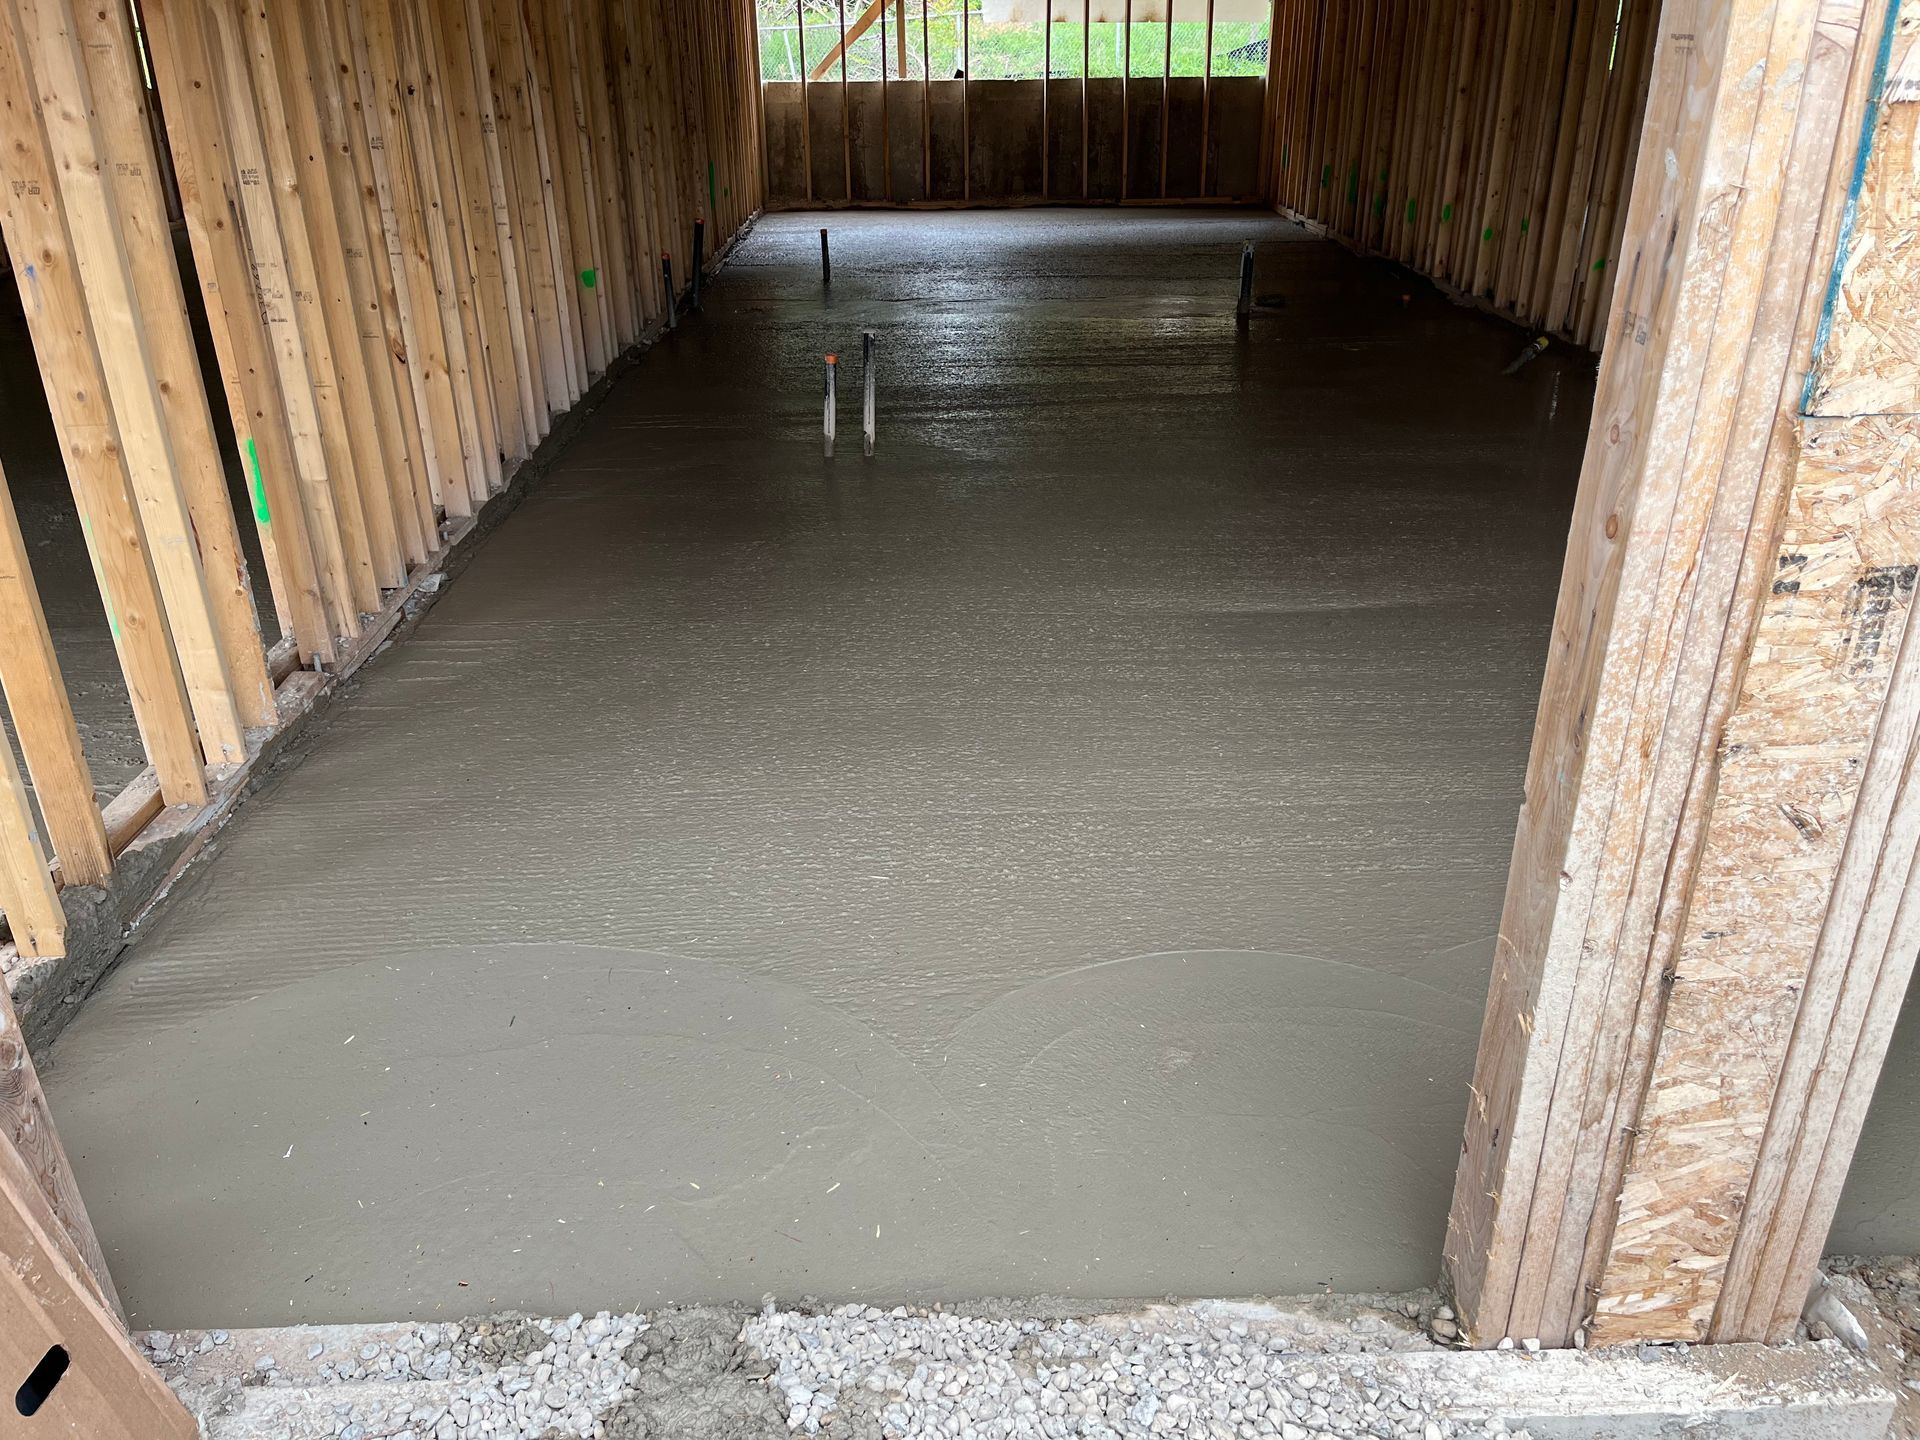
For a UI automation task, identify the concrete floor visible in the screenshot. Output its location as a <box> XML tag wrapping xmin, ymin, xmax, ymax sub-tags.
<box><xmin>43</xmin><ymin>209</ymin><xmax>1605</xmax><ymax>1329</ymax></box>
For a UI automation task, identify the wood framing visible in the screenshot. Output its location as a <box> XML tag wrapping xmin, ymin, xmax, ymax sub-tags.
<box><xmin>0</xmin><ymin>0</ymin><xmax>762</xmax><ymax>977</ymax></box>
<box><xmin>0</xmin><ymin>1022</ymin><xmax>188</xmax><ymax>1435</ymax></box>
<box><xmin>10</xmin><ymin>0</ymin><xmax>251</xmax><ymax>769</ymax></box>
<box><xmin>0</xmin><ymin>3</ymin><xmax>208</xmax><ymax>808</ymax></box>
<box><xmin>0</xmin><ymin>462</ymin><xmax>108</xmax><ymax>886</ymax></box>
<box><xmin>0</xmin><ymin>689</ymin><xmax>63</xmax><ymax>959</ymax></box>
<box><xmin>9</xmin><ymin>0</ymin><xmax>1920</xmax><ymax>1373</ymax></box>
<box><xmin>68</xmin><ymin>0</ymin><xmax>277</xmax><ymax>735</ymax></box>
<box><xmin>0</xmin><ymin>975</ymin><xmax>118</xmax><ymax>1316</ymax></box>
<box><xmin>139</xmin><ymin>0</ymin><xmax>338</xmax><ymax>667</ymax></box>
<box><xmin>1268</xmin><ymin>0</ymin><xmax>1661</xmax><ymax>348</ymax></box>
<box><xmin>1443</xmin><ymin>0</ymin><xmax>1919</xmax><ymax>1348</ymax></box>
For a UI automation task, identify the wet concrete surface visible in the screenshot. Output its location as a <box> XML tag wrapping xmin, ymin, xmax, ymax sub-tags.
<box><xmin>1832</xmin><ymin>997</ymin><xmax>1920</xmax><ymax>1259</ymax></box>
<box><xmin>43</xmin><ymin>209</ymin><xmax>1598</xmax><ymax>1328</ymax></box>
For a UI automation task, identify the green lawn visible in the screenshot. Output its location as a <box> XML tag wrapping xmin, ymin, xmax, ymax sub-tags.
<box><xmin>755</xmin><ymin>6</ymin><xmax>1270</xmax><ymax>83</ymax></box>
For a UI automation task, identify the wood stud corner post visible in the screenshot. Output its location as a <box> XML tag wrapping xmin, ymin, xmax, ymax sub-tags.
<box><xmin>1438</xmin><ymin>0</ymin><xmax>1916</xmax><ymax>1349</ymax></box>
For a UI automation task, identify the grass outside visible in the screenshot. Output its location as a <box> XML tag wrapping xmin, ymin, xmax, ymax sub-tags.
<box><xmin>756</xmin><ymin>5</ymin><xmax>1270</xmax><ymax>82</ymax></box>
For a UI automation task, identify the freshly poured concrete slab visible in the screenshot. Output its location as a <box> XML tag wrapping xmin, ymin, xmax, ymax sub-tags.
<box><xmin>43</xmin><ymin>210</ymin><xmax>1597</xmax><ymax>1328</ymax></box>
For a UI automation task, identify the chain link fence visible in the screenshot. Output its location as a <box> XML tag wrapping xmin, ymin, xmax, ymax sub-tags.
<box><xmin>756</xmin><ymin>0</ymin><xmax>1269</xmax><ymax>82</ymax></box>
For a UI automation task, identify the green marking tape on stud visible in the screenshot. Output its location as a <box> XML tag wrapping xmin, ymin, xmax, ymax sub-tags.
<box><xmin>1482</xmin><ymin>226</ymin><xmax>1494</xmax><ymax>243</ymax></box>
<box><xmin>1519</xmin><ymin>218</ymin><xmax>1529</xmax><ymax>233</ymax></box>
<box><xmin>1280</xmin><ymin>144</ymin><xmax>1290</xmax><ymax>166</ymax></box>
<box><xmin>1406</xmin><ymin>198</ymin><xmax>1417</xmax><ymax>223</ymax></box>
<box><xmin>1347</xmin><ymin>170</ymin><xmax>1359</xmax><ymax>204</ymax></box>
<box><xmin>1593</xmin><ymin>257</ymin><xmax>1607</xmax><ymax>272</ymax></box>
<box><xmin>245</xmin><ymin>436</ymin><xmax>269</xmax><ymax>524</ymax></box>
<box><xmin>1440</xmin><ymin>202</ymin><xmax>1453</xmax><ymax>223</ymax></box>
<box><xmin>1373</xmin><ymin>192</ymin><xmax>1386</xmax><ymax>217</ymax></box>
<box><xmin>1320</xmin><ymin>163</ymin><xmax>1331</xmax><ymax>186</ymax></box>
<box><xmin>581</xmin><ymin>268</ymin><xmax>598</xmax><ymax>290</ymax></box>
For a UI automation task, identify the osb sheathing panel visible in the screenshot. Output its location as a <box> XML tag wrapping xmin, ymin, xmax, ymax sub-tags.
<box><xmin>1125</xmin><ymin>78</ymin><xmax>1166</xmax><ymax>196</ymax></box>
<box><xmin>1086</xmin><ymin>76</ymin><xmax>1126</xmax><ymax>201</ymax></box>
<box><xmin>1166</xmin><ymin>75</ymin><xmax>1205</xmax><ymax>196</ymax></box>
<box><xmin>1592</xmin><ymin>8</ymin><xmax>1920</xmax><ymax>1342</ymax></box>
<box><xmin>1594</xmin><ymin>412</ymin><xmax>1920</xmax><ymax>1343</ymax></box>
<box><xmin>1808</xmin><ymin>52</ymin><xmax>1920</xmax><ymax>420</ymax></box>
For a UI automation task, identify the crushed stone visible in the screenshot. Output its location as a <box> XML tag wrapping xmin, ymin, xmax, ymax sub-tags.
<box><xmin>744</xmin><ymin>1300</ymin><xmax>1511</xmax><ymax>1440</ymax></box>
<box><xmin>148</xmin><ymin>1295</ymin><xmax>1546</xmax><ymax>1439</ymax></box>
<box><xmin>1828</xmin><ymin>1257</ymin><xmax>1920</xmax><ymax>1440</ymax></box>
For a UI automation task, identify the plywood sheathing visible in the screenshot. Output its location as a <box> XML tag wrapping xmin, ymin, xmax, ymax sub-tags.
<box><xmin>1596</xmin><ymin>0</ymin><xmax>1920</xmax><ymax>1346</ymax></box>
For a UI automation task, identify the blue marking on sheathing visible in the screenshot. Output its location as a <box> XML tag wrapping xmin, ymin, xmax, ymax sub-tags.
<box><xmin>1803</xmin><ymin>0</ymin><xmax>1903</xmax><ymax>416</ymax></box>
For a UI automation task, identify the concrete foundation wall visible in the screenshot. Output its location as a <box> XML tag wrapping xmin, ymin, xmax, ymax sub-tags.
<box><xmin>763</xmin><ymin>75</ymin><xmax>1266</xmax><ymax>206</ymax></box>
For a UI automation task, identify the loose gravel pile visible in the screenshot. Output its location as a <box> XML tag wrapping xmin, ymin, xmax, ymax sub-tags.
<box><xmin>151</xmin><ymin>1299</ymin><xmax>1542</xmax><ymax>1440</ymax></box>
<box><xmin>743</xmin><ymin>1302</ymin><xmax>1527</xmax><ymax>1440</ymax></box>
<box><xmin>1826</xmin><ymin>1257</ymin><xmax>1920</xmax><ymax>1440</ymax></box>
<box><xmin>151</xmin><ymin>1311</ymin><xmax>654</xmax><ymax>1439</ymax></box>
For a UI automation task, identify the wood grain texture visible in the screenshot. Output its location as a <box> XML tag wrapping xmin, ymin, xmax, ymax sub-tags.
<box><xmin>0</xmin><ymin>461</ymin><xmax>108</xmax><ymax>886</ymax></box>
<box><xmin>0</xmin><ymin>2</ymin><xmax>206</xmax><ymax>807</ymax></box>
<box><xmin>1596</xmin><ymin>413</ymin><xmax>1920</xmax><ymax>1342</ymax></box>
<box><xmin>1</xmin><ymin>0</ymin><xmax>763</xmax><ymax>909</ymax></box>
<box><xmin>0</xmin><ymin>0</ymin><xmax>760</xmax><ymax>1327</ymax></box>
<box><xmin>1444</xmin><ymin>0</ymin><xmax>1890</xmax><ymax>1348</ymax></box>
<box><xmin>12</xmin><ymin>0</ymin><xmax>249</xmax><ymax>768</ymax></box>
<box><xmin>0</xmin><ymin>964</ymin><xmax>119</xmax><ymax>1316</ymax></box>
<box><xmin>138</xmin><ymin>0</ymin><xmax>338</xmax><ymax>666</ymax></box>
<box><xmin>1689</xmin><ymin>3</ymin><xmax>1920</xmax><ymax>1344</ymax></box>
<box><xmin>0</xmin><ymin>1113</ymin><xmax>185</xmax><ymax>1434</ymax></box>
<box><xmin>0</xmin><ymin>686</ymin><xmax>63</xmax><ymax>959</ymax></box>
<box><xmin>1267</xmin><ymin>0</ymin><xmax>1661</xmax><ymax>348</ymax></box>
<box><xmin>69</xmin><ymin>0</ymin><xmax>276</xmax><ymax>733</ymax></box>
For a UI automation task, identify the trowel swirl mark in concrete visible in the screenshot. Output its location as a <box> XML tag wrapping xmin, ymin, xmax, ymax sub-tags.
<box><xmin>935</xmin><ymin>947</ymin><xmax>1484</xmax><ymax>1298</ymax></box>
<box><xmin>47</xmin><ymin>943</ymin><xmax>996</xmax><ymax>1327</ymax></box>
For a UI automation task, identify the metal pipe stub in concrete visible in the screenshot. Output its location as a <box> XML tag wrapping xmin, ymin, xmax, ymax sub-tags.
<box><xmin>821</xmin><ymin>227</ymin><xmax>831</xmax><ymax>287</ymax></box>
<box><xmin>861</xmin><ymin>332</ymin><xmax>876</xmax><ymax>458</ymax></box>
<box><xmin>662</xmin><ymin>253</ymin><xmax>677</xmax><ymax>329</ymax></box>
<box><xmin>1237</xmin><ymin>242</ymin><xmax>1255</xmax><ymax>321</ymax></box>
<box><xmin>823</xmin><ymin>354</ymin><xmax>838</xmax><ymax>458</ymax></box>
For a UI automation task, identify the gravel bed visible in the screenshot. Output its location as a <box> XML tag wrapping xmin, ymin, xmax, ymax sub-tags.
<box><xmin>743</xmin><ymin>1301</ymin><xmax>1528</xmax><ymax>1440</ymax></box>
<box><xmin>148</xmin><ymin>1297</ymin><xmax>1549</xmax><ymax>1440</ymax></box>
<box><xmin>152</xmin><ymin>1311</ymin><xmax>651</xmax><ymax>1438</ymax></box>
